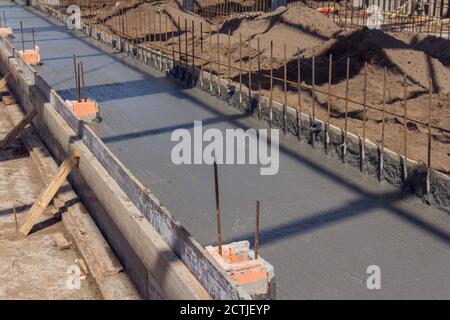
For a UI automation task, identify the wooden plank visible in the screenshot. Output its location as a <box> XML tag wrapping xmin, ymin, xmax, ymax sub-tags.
<box><xmin>51</xmin><ymin>232</ymin><xmax>70</xmax><ymax>250</ymax></box>
<box><xmin>0</xmin><ymin>108</ymin><xmax>37</xmax><ymax>149</ymax></box>
<box><xmin>0</xmin><ymin>73</ymin><xmax>11</xmax><ymax>89</ymax></box>
<box><xmin>19</xmin><ymin>153</ymin><xmax>79</xmax><ymax>236</ymax></box>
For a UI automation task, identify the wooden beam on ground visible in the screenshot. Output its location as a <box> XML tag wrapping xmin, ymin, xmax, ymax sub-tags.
<box><xmin>0</xmin><ymin>72</ymin><xmax>11</xmax><ymax>89</ymax></box>
<box><xmin>19</xmin><ymin>151</ymin><xmax>80</xmax><ymax>236</ymax></box>
<box><xmin>0</xmin><ymin>108</ymin><xmax>37</xmax><ymax>149</ymax></box>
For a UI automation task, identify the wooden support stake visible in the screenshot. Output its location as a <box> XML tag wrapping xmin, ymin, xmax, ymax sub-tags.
<box><xmin>0</xmin><ymin>108</ymin><xmax>38</xmax><ymax>149</ymax></box>
<box><xmin>19</xmin><ymin>152</ymin><xmax>80</xmax><ymax>236</ymax></box>
<box><xmin>13</xmin><ymin>204</ymin><xmax>18</xmax><ymax>233</ymax></box>
<box><xmin>0</xmin><ymin>72</ymin><xmax>11</xmax><ymax>88</ymax></box>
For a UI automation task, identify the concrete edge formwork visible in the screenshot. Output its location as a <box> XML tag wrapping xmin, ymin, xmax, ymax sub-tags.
<box><xmin>73</xmin><ymin>18</ymin><xmax>450</xmax><ymax>215</ymax></box>
<box><xmin>0</xmin><ymin>29</ymin><xmax>252</xmax><ymax>299</ymax></box>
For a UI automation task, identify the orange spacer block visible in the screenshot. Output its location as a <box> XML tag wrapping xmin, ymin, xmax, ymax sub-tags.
<box><xmin>71</xmin><ymin>100</ymin><xmax>98</xmax><ymax>118</ymax></box>
<box><xmin>317</xmin><ymin>7</ymin><xmax>335</xmax><ymax>13</ymax></box>
<box><xmin>206</xmin><ymin>241</ymin><xmax>271</xmax><ymax>288</ymax></box>
<box><xmin>19</xmin><ymin>48</ymin><xmax>41</xmax><ymax>66</ymax></box>
<box><xmin>0</xmin><ymin>27</ymin><xmax>13</xmax><ymax>37</ymax></box>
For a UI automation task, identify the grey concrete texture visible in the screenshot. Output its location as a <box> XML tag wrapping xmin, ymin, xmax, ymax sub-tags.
<box><xmin>4</xmin><ymin>0</ymin><xmax>450</xmax><ymax>299</ymax></box>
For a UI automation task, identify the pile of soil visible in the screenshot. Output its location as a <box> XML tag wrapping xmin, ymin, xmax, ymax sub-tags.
<box><xmin>220</xmin><ymin>5</ymin><xmax>341</xmax><ymax>59</ymax></box>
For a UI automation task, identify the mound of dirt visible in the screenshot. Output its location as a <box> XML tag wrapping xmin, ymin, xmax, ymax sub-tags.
<box><xmin>220</xmin><ymin>5</ymin><xmax>341</xmax><ymax>60</ymax></box>
<box><xmin>304</xmin><ymin>28</ymin><xmax>450</xmax><ymax>95</ymax></box>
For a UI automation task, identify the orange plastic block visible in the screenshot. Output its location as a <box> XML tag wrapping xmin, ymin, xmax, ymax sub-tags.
<box><xmin>317</xmin><ymin>7</ymin><xmax>335</xmax><ymax>13</ymax></box>
<box><xmin>19</xmin><ymin>48</ymin><xmax>41</xmax><ymax>66</ymax></box>
<box><xmin>206</xmin><ymin>241</ymin><xmax>269</xmax><ymax>286</ymax></box>
<box><xmin>0</xmin><ymin>27</ymin><xmax>13</xmax><ymax>37</ymax></box>
<box><xmin>231</xmin><ymin>262</ymin><xmax>268</xmax><ymax>286</ymax></box>
<box><xmin>71</xmin><ymin>100</ymin><xmax>98</xmax><ymax>118</ymax></box>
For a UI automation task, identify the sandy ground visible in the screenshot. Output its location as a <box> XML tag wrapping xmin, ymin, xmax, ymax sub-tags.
<box><xmin>55</xmin><ymin>1</ymin><xmax>450</xmax><ymax>173</ymax></box>
<box><xmin>0</xmin><ymin>100</ymin><xmax>101</xmax><ymax>300</ymax></box>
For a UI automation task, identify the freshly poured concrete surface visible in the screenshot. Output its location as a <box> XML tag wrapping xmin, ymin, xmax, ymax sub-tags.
<box><xmin>3</xmin><ymin>1</ymin><xmax>450</xmax><ymax>299</ymax></box>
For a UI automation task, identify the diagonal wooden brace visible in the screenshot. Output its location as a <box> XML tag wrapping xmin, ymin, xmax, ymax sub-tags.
<box><xmin>0</xmin><ymin>108</ymin><xmax>38</xmax><ymax>149</ymax></box>
<box><xmin>0</xmin><ymin>72</ymin><xmax>11</xmax><ymax>89</ymax></box>
<box><xmin>19</xmin><ymin>149</ymin><xmax>81</xmax><ymax>236</ymax></box>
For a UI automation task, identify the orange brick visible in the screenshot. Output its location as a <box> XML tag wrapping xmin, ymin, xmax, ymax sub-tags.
<box><xmin>19</xmin><ymin>48</ymin><xmax>40</xmax><ymax>66</ymax></box>
<box><xmin>71</xmin><ymin>100</ymin><xmax>97</xmax><ymax>118</ymax></box>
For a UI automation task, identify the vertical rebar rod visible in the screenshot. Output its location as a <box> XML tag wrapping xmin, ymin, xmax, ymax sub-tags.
<box><xmin>213</xmin><ymin>161</ymin><xmax>222</xmax><ymax>256</ymax></box>
<box><xmin>73</xmin><ymin>55</ymin><xmax>80</xmax><ymax>102</ymax></box>
<box><xmin>269</xmin><ymin>41</ymin><xmax>273</xmax><ymax>128</ymax></box>
<box><xmin>228</xmin><ymin>29</ymin><xmax>231</xmax><ymax>85</ymax></box>
<box><xmin>172</xmin><ymin>17</ymin><xmax>175</xmax><ymax>73</ymax></box>
<box><xmin>80</xmin><ymin>61</ymin><xmax>87</xmax><ymax>102</ymax></box>
<box><xmin>248</xmin><ymin>39</ymin><xmax>252</xmax><ymax>111</ymax></box>
<box><xmin>361</xmin><ymin>62</ymin><xmax>367</xmax><ymax>173</ymax></box>
<box><xmin>32</xmin><ymin>28</ymin><xmax>35</xmax><ymax>49</ymax></box>
<box><xmin>239</xmin><ymin>33</ymin><xmax>242</xmax><ymax>100</ymax></box>
<box><xmin>311</xmin><ymin>54</ymin><xmax>316</xmax><ymax>148</ymax></box>
<box><xmin>209</xmin><ymin>23</ymin><xmax>212</xmax><ymax>91</ymax></box>
<box><xmin>217</xmin><ymin>25</ymin><xmax>221</xmax><ymax>94</ymax></box>
<box><xmin>159</xmin><ymin>12</ymin><xmax>163</xmax><ymax>69</ymax></box>
<box><xmin>77</xmin><ymin>62</ymin><xmax>82</xmax><ymax>103</ymax></box>
<box><xmin>343</xmin><ymin>57</ymin><xmax>350</xmax><ymax>162</ymax></box>
<box><xmin>403</xmin><ymin>73</ymin><xmax>408</xmax><ymax>181</ymax></box>
<box><xmin>257</xmin><ymin>37</ymin><xmax>261</xmax><ymax>119</ymax></box>
<box><xmin>200</xmin><ymin>22</ymin><xmax>204</xmax><ymax>85</ymax></box>
<box><xmin>20</xmin><ymin>21</ymin><xmax>25</xmax><ymax>52</ymax></box>
<box><xmin>178</xmin><ymin>17</ymin><xmax>182</xmax><ymax>77</ymax></box>
<box><xmin>255</xmin><ymin>200</ymin><xmax>260</xmax><ymax>260</ymax></box>
<box><xmin>297</xmin><ymin>48</ymin><xmax>302</xmax><ymax>141</ymax></box>
<box><xmin>283</xmin><ymin>43</ymin><xmax>287</xmax><ymax>134</ymax></box>
<box><xmin>427</xmin><ymin>78</ymin><xmax>433</xmax><ymax>194</ymax></box>
<box><xmin>192</xmin><ymin>20</ymin><xmax>195</xmax><ymax>85</ymax></box>
<box><xmin>326</xmin><ymin>53</ymin><xmax>332</xmax><ymax>153</ymax></box>
<box><xmin>380</xmin><ymin>67</ymin><xmax>386</xmax><ymax>181</ymax></box>
<box><xmin>184</xmin><ymin>19</ymin><xmax>188</xmax><ymax>77</ymax></box>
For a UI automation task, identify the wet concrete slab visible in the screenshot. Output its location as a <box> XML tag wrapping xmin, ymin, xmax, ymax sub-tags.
<box><xmin>3</xmin><ymin>1</ymin><xmax>450</xmax><ymax>299</ymax></box>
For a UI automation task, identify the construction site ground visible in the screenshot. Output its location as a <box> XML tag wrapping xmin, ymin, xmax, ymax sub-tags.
<box><xmin>5</xmin><ymin>0</ymin><xmax>450</xmax><ymax>299</ymax></box>
<box><xmin>0</xmin><ymin>94</ymin><xmax>101</xmax><ymax>299</ymax></box>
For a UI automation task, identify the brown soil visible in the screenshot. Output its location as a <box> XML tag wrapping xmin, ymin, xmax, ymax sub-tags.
<box><xmin>86</xmin><ymin>1</ymin><xmax>450</xmax><ymax>173</ymax></box>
